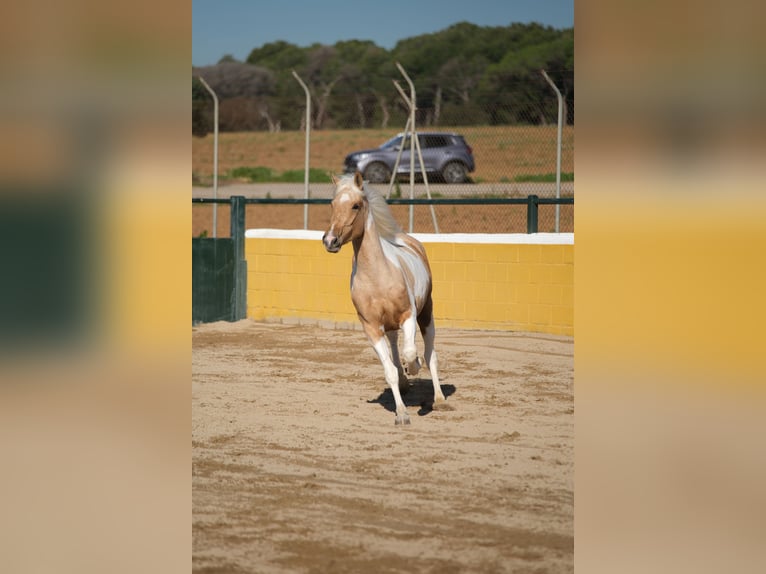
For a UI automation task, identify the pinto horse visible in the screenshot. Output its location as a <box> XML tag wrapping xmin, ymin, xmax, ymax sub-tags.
<box><xmin>322</xmin><ymin>171</ymin><xmax>447</xmax><ymax>425</ymax></box>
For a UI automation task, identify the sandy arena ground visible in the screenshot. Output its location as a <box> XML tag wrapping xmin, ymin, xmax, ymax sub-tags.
<box><xmin>192</xmin><ymin>319</ymin><xmax>573</xmax><ymax>573</ymax></box>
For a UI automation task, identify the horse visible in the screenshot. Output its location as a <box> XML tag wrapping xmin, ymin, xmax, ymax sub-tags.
<box><xmin>322</xmin><ymin>171</ymin><xmax>447</xmax><ymax>425</ymax></box>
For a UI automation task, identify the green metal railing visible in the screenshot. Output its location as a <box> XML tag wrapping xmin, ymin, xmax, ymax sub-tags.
<box><xmin>193</xmin><ymin>195</ymin><xmax>574</xmax><ymax>235</ymax></box>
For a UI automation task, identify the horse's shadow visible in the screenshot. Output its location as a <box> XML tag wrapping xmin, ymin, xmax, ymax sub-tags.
<box><xmin>367</xmin><ymin>379</ymin><xmax>456</xmax><ymax>416</ymax></box>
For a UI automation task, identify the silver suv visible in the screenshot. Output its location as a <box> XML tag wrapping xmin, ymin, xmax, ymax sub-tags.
<box><xmin>343</xmin><ymin>131</ymin><xmax>475</xmax><ymax>184</ymax></box>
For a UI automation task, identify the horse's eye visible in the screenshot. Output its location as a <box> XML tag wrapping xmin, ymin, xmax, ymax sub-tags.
<box><xmin>352</xmin><ymin>203</ymin><xmax>360</xmax><ymax>210</ymax></box>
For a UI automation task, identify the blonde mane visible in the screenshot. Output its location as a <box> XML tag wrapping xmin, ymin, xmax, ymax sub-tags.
<box><xmin>362</xmin><ymin>182</ymin><xmax>403</xmax><ymax>243</ymax></box>
<box><xmin>334</xmin><ymin>173</ymin><xmax>403</xmax><ymax>243</ymax></box>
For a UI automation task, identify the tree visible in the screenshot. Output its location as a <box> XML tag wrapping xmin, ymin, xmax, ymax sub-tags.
<box><xmin>246</xmin><ymin>41</ymin><xmax>307</xmax><ymax>70</ymax></box>
<box><xmin>192</xmin><ymin>62</ymin><xmax>275</xmax><ymax>100</ymax></box>
<box><xmin>477</xmin><ymin>25</ymin><xmax>573</xmax><ymax>125</ymax></box>
<box><xmin>323</xmin><ymin>40</ymin><xmax>395</xmax><ymax>128</ymax></box>
<box><xmin>192</xmin><ymin>77</ymin><xmax>212</xmax><ymax>137</ymax></box>
<box><xmin>193</xmin><ymin>22</ymin><xmax>574</xmax><ymax>132</ymax></box>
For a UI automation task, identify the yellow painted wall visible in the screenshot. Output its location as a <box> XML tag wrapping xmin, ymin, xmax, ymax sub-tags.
<box><xmin>246</xmin><ymin>234</ymin><xmax>573</xmax><ymax>336</ymax></box>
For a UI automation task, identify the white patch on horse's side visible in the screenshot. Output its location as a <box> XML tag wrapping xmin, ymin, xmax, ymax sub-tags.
<box><xmin>379</xmin><ymin>238</ymin><xmax>430</xmax><ymax>310</ymax></box>
<box><xmin>380</xmin><ymin>240</ymin><xmax>403</xmax><ymax>269</ymax></box>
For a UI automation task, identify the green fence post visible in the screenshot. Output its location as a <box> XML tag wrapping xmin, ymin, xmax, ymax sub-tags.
<box><xmin>527</xmin><ymin>195</ymin><xmax>539</xmax><ymax>234</ymax></box>
<box><xmin>230</xmin><ymin>196</ymin><xmax>247</xmax><ymax>320</ymax></box>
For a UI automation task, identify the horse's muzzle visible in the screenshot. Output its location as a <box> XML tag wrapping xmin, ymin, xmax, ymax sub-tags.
<box><xmin>322</xmin><ymin>232</ymin><xmax>341</xmax><ymax>253</ymax></box>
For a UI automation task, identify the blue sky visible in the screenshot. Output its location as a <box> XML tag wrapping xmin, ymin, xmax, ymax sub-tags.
<box><xmin>192</xmin><ymin>0</ymin><xmax>574</xmax><ymax>66</ymax></box>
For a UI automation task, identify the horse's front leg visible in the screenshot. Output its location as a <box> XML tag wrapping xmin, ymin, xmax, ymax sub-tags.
<box><xmin>365</xmin><ymin>324</ymin><xmax>410</xmax><ymax>425</ymax></box>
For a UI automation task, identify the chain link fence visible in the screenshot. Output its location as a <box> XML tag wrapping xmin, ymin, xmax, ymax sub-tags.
<box><xmin>192</xmin><ymin>93</ymin><xmax>573</xmax><ymax>235</ymax></box>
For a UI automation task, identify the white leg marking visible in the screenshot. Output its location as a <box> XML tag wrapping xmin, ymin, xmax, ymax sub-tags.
<box><xmin>401</xmin><ymin>313</ymin><xmax>421</xmax><ymax>376</ymax></box>
<box><xmin>386</xmin><ymin>330</ymin><xmax>408</xmax><ymax>386</ymax></box>
<box><xmin>423</xmin><ymin>318</ymin><xmax>446</xmax><ymax>404</ymax></box>
<box><xmin>372</xmin><ymin>337</ymin><xmax>410</xmax><ymax>425</ymax></box>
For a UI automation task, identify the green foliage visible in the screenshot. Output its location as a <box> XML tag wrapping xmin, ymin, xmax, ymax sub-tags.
<box><xmin>278</xmin><ymin>168</ymin><xmax>332</xmax><ymax>183</ymax></box>
<box><xmin>477</xmin><ymin>25</ymin><xmax>573</xmax><ymax>125</ymax></box>
<box><xmin>228</xmin><ymin>166</ymin><xmax>274</xmax><ymax>182</ymax></box>
<box><xmin>192</xmin><ymin>77</ymin><xmax>212</xmax><ymax>137</ymax></box>
<box><xmin>196</xmin><ymin>22</ymin><xmax>574</xmax><ymax>132</ymax></box>
<box><xmin>246</xmin><ymin>41</ymin><xmax>307</xmax><ymax>70</ymax></box>
<box><xmin>514</xmin><ymin>172</ymin><xmax>574</xmax><ymax>182</ymax></box>
<box><xmin>227</xmin><ymin>166</ymin><xmax>332</xmax><ymax>183</ymax></box>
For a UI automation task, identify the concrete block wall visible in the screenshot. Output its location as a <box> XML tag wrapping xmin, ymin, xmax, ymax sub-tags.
<box><xmin>245</xmin><ymin>230</ymin><xmax>573</xmax><ymax>336</ymax></box>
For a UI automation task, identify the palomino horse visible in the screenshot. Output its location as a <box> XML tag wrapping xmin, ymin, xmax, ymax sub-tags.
<box><xmin>322</xmin><ymin>171</ymin><xmax>447</xmax><ymax>425</ymax></box>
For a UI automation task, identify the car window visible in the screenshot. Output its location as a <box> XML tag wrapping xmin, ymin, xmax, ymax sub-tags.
<box><xmin>379</xmin><ymin>133</ymin><xmax>464</xmax><ymax>151</ymax></box>
<box><xmin>421</xmin><ymin>135</ymin><xmax>449</xmax><ymax>148</ymax></box>
<box><xmin>380</xmin><ymin>136</ymin><xmax>403</xmax><ymax>150</ymax></box>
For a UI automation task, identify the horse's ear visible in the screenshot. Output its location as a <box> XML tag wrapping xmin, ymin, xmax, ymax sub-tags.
<box><xmin>331</xmin><ymin>173</ymin><xmax>339</xmax><ymax>185</ymax></box>
<box><xmin>354</xmin><ymin>171</ymin><xmax>364</xmax><ymax>189</ymax></box>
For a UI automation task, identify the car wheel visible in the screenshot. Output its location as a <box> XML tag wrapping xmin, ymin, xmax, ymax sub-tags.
<box><xmin>441</xmin><ymin>161</ymin><xmax>468</xmax><ymax>184</ymax></box>
<box><xmin>364</xmin><ymin>162</ymin><xmax>391</xmax><ymax>184</ymax></box>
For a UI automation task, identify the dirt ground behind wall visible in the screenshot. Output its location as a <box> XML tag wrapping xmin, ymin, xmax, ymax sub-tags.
<box><xmin>192</xmin><ymin>320</ymin><xmax>574</xmax><ymax>573</ymax></box>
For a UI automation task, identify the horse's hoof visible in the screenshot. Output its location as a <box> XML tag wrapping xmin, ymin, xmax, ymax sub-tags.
<box><xmin>395</xmin><ymin>413</ymin><xmax>411</xmax><ymax>426</ymax></box>
<box><xmin>405</xmin><ymin>358</ymin><xmax>421</xmax><ymax>377</ymax></box>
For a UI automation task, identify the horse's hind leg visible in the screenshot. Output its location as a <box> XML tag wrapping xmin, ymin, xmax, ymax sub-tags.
<box><xmin>420</xmin><ymin>313</ymin><xmax>447</xmax><ymax>406</ymax></box>
<box><xmin>401</xmin><ymin>312</ymin><xmax>422</xmax><ymax>377</ymax></box>
<box><xmin>386</xmin><ymin>330</ymin><xmax>409</xmax><ymax>391</ymax></box>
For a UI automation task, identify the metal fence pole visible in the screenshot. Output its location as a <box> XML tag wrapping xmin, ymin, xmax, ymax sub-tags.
<box><xmin>526</xmin><ymin>195</ymin><xmax>539</xmax><ymax>234</ymax></box>
<box><xmin>198</xmin><ymin>76</ymin><xmax>219</xmax><ymax>238</ymax></box>
<box><xmin>292</xmin><ymin>70</ymin><xmax>311</xmax><ymax>230</ymax></box>
<box><xmin>395</xmin><ymin>62</ymin><xmax>416</xmax><ymax>233</ymax></box>
<box><xmin>395</xmin><ymin>63</ymin><xmax>439</xmax><ymax>233</ymax></box>
<box><xmin>386</xmin><ymin>114</ymin><xmax>410</xmax><ymax>199</ymax></box>
<box><xmin>230</xmin><ymin>196</ymin><xmax>247</xmax><ymax>320</ymax></box>
<box><xmin>541</xmin><ymin>70</ymin><xmax>563</xmax><ymax>233</ymax></box>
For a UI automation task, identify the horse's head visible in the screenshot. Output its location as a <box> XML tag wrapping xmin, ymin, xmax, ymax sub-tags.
<box><xmin>323</xmin><ymin>171</ymin><xmax>367</xmax><ymax>253</ymax></box>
